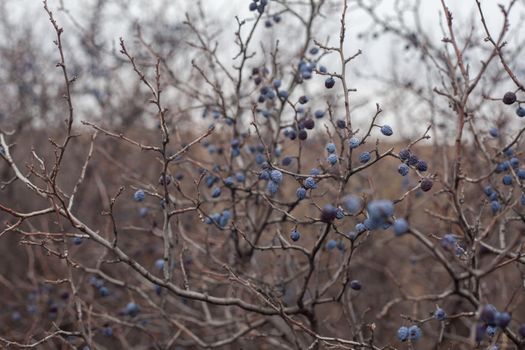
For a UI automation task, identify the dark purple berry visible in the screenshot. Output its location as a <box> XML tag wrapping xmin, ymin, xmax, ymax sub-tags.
<box><xmin>325</xmin><ymin>77</ymin><xmax>335</xmax><ymax>89</ymax></box>
<box><xmin>304</xmin><ymin>119</ymin><xmax>315</xmax><ymax>130</ymax></box>
<box><xmin>399</xmin><ymin>148</ymin><xmax>411</xmax><ymax>160</ymax></box>
<box><xmin>481</xmin><ymin>305</ymin><xmax>497</xmax><ymax>326</ymax></box>
<box><xmin>320</xmin><ymin>204</ymin><xmax>338</xmax><ymax>223</ymax></box>
<box><xmin>350</xmin><ymin>280</ymin><xmax>362</xmax><ymax>290</ymax></box>
<box><xmin>420</xmin><ymin>178</ymin><xmax>433</xmax><ymax>192</ymax></box>
<box><xmin>502</xmin><ymin>91</ymin><xmax>517</xmax><ymax>105</ymax></box>
<box><xmin>298</xmin><ymin>130</ymin><xmax>308</xmax><ymax>140</ymax></box>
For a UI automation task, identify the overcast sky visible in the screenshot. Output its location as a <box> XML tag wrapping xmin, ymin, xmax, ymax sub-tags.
<box><xmin>7</xmin><ymin>0</ymin><xmax>520</xmax><ymax>75</ymax></box>
<box><xmin>4</xmin><ymin>0</ymin><xmax>523</xmax><ymax>135</ymax></box>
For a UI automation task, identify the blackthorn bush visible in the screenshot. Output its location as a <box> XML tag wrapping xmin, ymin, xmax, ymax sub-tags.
<box><xmin>0</xmin><ymin>0</ymin><xmax>524</xmax><ymax>349</ymax></box>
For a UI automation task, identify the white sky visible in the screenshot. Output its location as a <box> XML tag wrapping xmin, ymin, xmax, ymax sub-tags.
<box><xmin>4</xmin><ymin>0</ymin><xmax>523</xmax><ymax>135</ymax></box>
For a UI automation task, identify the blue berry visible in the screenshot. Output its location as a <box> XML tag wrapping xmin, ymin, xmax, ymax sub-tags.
<box><xmin>11</xmin><ymin>311</ymin><xmax>21</xmax><ymax>322</ymax></box>
<box><xmin>327</xmin><ymin>154</ymin><xmax>338</xmax><ymax>165</ymax></box>
<box><xmin>380</xmin><ymin>125</ymin><xmax>393</xmax><ymax>136</ymax></box>
<box><xmin>398</xmin><ymin>163</ymin><xmax>409</xmax><ymax>176</ymax></box>
<box><xmin>231</xmin><ymin>138</ymin><xmax>241</xmax><ymax>148</ymax></box>
<box><xmin>489</xmin><ymin>127</ymin><xmax>499</xmax><ymax>138</ymax></box>
<box><xmin>133</xmin><ymin>190</ymin><xmax>145</xmax><ymax>202</ymax></box>
<box><xmin>363</xmin><ymin>217</ymin><xmax>380</xmax><ymax>230</ymax></box>
<box><xmin>397</xmin><ymin>326</ymin><xmax>409</xmax><ymax>341</ymax></box>
<box><xmin>304</xmin><ymin>177</ymin><xmax>317</xmax><ymax>189</ymax></box>
<box><xmin>139</xmin><ymin>207</ymin><xmax>149</xmax><ymax>218</ymax></box>
<box><xmin>510</xmin><ymin>157</ymin><xmax>519</xmax><ymax>168</ymax></box>
<box><xmin>355</xmin><ymin>223</ymin><xmax>366</xmax><ymax>234</ymax></box>
<box><xmin>257</xmin><ymin>3</ymin><xmax>266</xmax><ymax>13</ymax></box>
<box><xmin>481</xmin><ymin>304</ymin><xmax>498</xmax><ymax>326</ymax></box>
<box><xmin>267</xmin><ymin>181</ymin><xmax>279</xmax><ymax>195</ymax></box>
<box><xmin>235</xmin><ymin>172</ymin><xmax>246</xmax><ymax>182</ymax></box>
<box><xmin>73</xmin><ymin>237</ymin><xmax>83</xmax><ymax>245</ymax></box>
<box><xmin>347</xmin><ymin>231</ymin><xmax>357</xmax><ymax>240</ymax></box>
<box><xmin>219</xmin><ymin>210</ymin><xmax>231</xmax><ymax>227</ymax></box>
<box><xmin>273</xmin><ymin>79</ymin><xmax>281</xmax><ymax>88</ymax></box>
<box><xmin>296</xmin><ymin>187</ymin><xmax>307</xmax><ymax>200</ymax></box>
<box><xmin>319</xmin><ymin>65</ymin><xmax>327</xmax><ymax>73</ymax></box>
<box><xmin>408</xmin><ymin>325</ymin><xmax>422</xmax><ymax>341</ymax></box>
<box><xmin>367</xmin><ymin>200</ymin><xmax>394</xmax><ymax>225</ymax></box>
<box><xmin>486</xmin><ymin>325</ymin><xmax>496</xmax><ymax>337</ymax></box>
<box><xmin>290</xmin><ymin>230</ymin><xmax>300</xmax><ymax>241</ymax></box>
<box><xmin>309</xmin><ymin>47</ymin><xmax>319</xmax><ymax>55</ymax></box>
<box><xmin>393</xmin><ymin>218</ymin><xmax>409</xmax><ymax>236</ymax></box>
<box><xmin>231</xmin><ymin>147</ymin><xmax>240</xmax><ymax>157</ymax></box>
<box><xmin>249</xmin><ymin>2</ymin><xmax>257</xmax><ymax>11</ymax></box>
<box><xmin>517</xmin><ymin>106</ymin><xmax>525</xmax><ymax>117</ymax></box>
<box><xmin>416</xmin><ymin>160</ymin><xmax>428</xmax><ymax>172</ymax></box>
<box><xmin>325</xmin><ymin>77</ymin><xmax>335</xmax><ymax>88</ymax></box>
<box><xmin>155</xmin><ymin>259</ymin><xmax>165</xmax><ymax>270</ymax></box>
<box><xmin>124</xmin><ymin>302</ymin><xmax>140</xmax><ymax>317</ymax></box>
<box><xmin>408</xmin><ymin>154</ymin><xmax>419</xmax><ymax>166</ymax></box>
<box><xmin>474</xmin><ymin>323</ymin><xmax>485</xmax><ymax>342</ymax></box>
<box><xmin>99</xmin><ymin>287</ymin><xmax>109</xmax><ymax>297</ymax></box>
<box><xmin>310</xmin><ymin>168</ymin><xmax>321</xmax><ymax>176</ymax></box>
<box><xmin>282</xmin><ymin>156</ymin><xmax>293</xmax><ymax>166</ymax></box>
<box><xmin>359</xmin><ymin>151</ymin><xmax>371</xmax><ymax>163</ymax></box>
<box><xmin>336</xmin><ymin>119</ymin><xmax>346</xmax><ymax>129</ymax></box>
<box><xmin>349</xmin><ymin>137</ymin><xmax>361</xmax><ymax>149</ymax></box>
<box><xmin>255</xmin><ymin>153</ymin><xmax>265</xmax><ymax>165</ymax></box>
<box><xmin>259</xmin><ymin>170</ymin><xmax>270</xmax><ymax>181</ymax></box>
<box><xmin>491</xmin><ymin>201</ymin><xmax>501</xmax><ymax>214</ymax></box>
<box><xmin>518</xmin><ymin>169</ymin><xmax>525</xmax><ymax>179</ymax></box>
<box><xmin>326</xmin><ymin>143</ymin><xmax>336</xmax><ymax>154</ymax></box>
<box><xmin>102</xmin><ymin>327</ymin><xmax>113</xmax><ymax>337</ymax></box>
<box><xmin>224</xmin><ymin>176</ymin><xmax>234</xmax><ymax>187</ymax></box>
<box><xmin>350</xmin><ymin>280</ymin><xmax>362</xmax><ymax>290</ymax></box>
<box><xmin>399</xmin><ymin>148</ymin><xmax>411</xmax><ymax>160</ymax></box>
<box><xmin>211</xmin><ymin>187</ymin><xmax>222</xmax><ymax>198</ymax></box>
<box><xmin>495</xmin><ymin>312</ymin><xmax>511</xmax><ymax>328</ymax></box>
<box><xmin>343</xmin><ymin>195</ymin><xmax>362</xmax><ymax>214</ymax></box>
<box><xmin>270</xmin><ymin>169</ymin><xmax>283</xmax><ymax>184</ymax></box>
<box><xmin>314</xmin><ymin>110</ymin><xmax>325</xmax><ymax>118</ymax></box>
<box><xmin>335</xmin><ymin>207</ymin><xmax>344</xmax><ymax>219</ymax></box>
<box><xmin>435</xmin><ymin>308</ymin><xmax>446</xmax><ymax>321</ymax></box>
<box><xmin>278</xmin><ymin>90</ymin><xmax>289</xmax><ymax>99</ymax></box>
<box><xmin>301</xmin><ymin>70</ymin><xmax>312</xmax><ymax>80</ymax></box>
<box><xmin>325</xmin><ymin>239</ymin><xmax>337</xmax><ymax>250</ymax></box>
<box><xmin>502</xmin><ymin>175</ymin><xmax>512</xmax><ymax>186</ymax></box>
<box><xmin>441</xmin><ymin>234</ymin><xmax>457</xmax><ymax>249</ymax></box>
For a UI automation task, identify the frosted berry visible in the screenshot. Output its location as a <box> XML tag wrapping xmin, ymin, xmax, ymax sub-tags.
<box><xmin>133</xmin><ymin>190</ymin><xmax>145</xmax><ymax>202</ymax></box>
<box><xmin>380</xmin><ymin>125</ymin><xmax>393</xmax><ymax>136</ymax></box>
<box><xmin>359</xmin><ymin>151</ymin><xmax>371</xmax><ymax>163</ymax></box>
